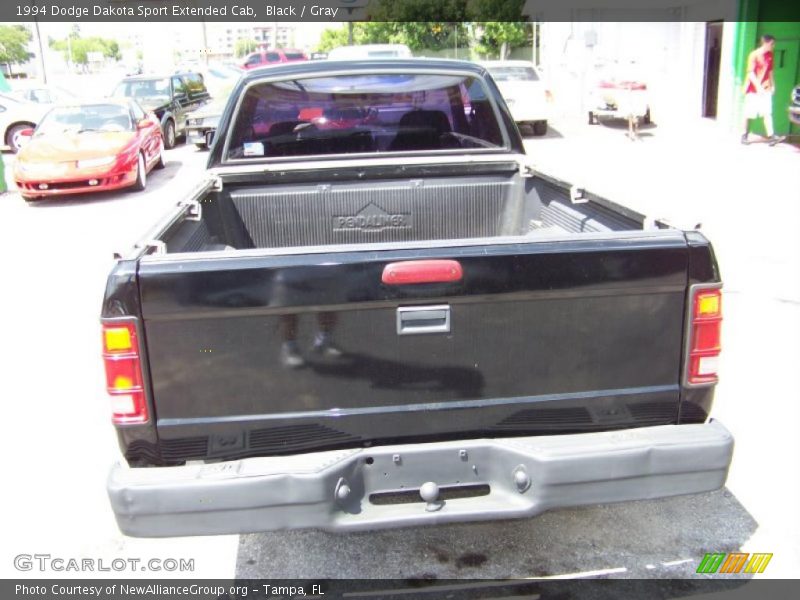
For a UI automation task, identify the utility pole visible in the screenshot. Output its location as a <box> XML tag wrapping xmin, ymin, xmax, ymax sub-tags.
<box><xmin>33</xmin><ymin>20</ymin><xmax>46</xmax><ymax>83</ymax></box>
<box><xmin>201</xmin><ymin>20</ymin><xmax>209</xmax><ymax>65</ymax></box>
<box><xmin>31</xmin><ymin>1</ymin><xmax>47</xmax><ymax>83</ymax></box>
<box><xmin>66</xmin><ymin>34</ymin><xmax>73</xmax><ymax>74</ymax></box>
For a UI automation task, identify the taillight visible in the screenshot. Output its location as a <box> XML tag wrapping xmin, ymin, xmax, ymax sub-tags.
<box><xmin>102</xmin><ymin>320</ymin><xmax>148</xmax><ymax>424</ymax></box>
<box><xmin>687</xmin><ymin>287</ymin><xmax>722</xmax><ymax>385</ymax></box>
<box><xmin>382</xmin><ymin>260</ymin><xmax>463</xmax><ymax>285</ymax></box>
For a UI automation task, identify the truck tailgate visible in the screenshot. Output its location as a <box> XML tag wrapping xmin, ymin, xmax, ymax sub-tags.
<box><xmin>137</xmin><ymin>233</ymin><xmax>689</xmax><ymax>462</ymax></box>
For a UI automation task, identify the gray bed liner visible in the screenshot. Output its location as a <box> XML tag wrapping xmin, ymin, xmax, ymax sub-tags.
<box><xmin>162</xmin><ymin>175</ymin><xmax>643</xmax><ymax>254</ymax></box>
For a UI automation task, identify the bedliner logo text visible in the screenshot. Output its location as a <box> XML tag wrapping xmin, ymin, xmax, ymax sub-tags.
<box><xmin>334</xmin><ymin>203</ymin><xmax>411</xmax><ymax>232</ymax></box>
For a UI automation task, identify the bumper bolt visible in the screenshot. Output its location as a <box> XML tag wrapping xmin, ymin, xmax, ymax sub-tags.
<box><xmin>334</xmin><ymin>477</ymin><xmax>351</xmax><ymax>503</ymax></box>
<box><xmin>513</xmin><ymin>465</ymin><xmax>531</xmax><ymax>493</ymax></box>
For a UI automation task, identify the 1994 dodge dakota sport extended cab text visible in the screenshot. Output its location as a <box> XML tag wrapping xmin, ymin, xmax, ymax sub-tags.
<box><xmin>102</xmin><ymin>59</ymin><xmax>733</xmax><ymax>537</ymax></box>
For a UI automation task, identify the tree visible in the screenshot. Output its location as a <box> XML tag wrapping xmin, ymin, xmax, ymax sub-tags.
<box><xmin>0</xmin><ymin>25</ymin><xmax>32</xmax><ymax>66</ymax></box>
<box><xmin>366</xmin><ymin>0</ymin><xmax>469</xmax><ymax>53</ymax></box>
<box><xmin>316</xmin><ymin>26</ymin><xmax>350</xmax><ymax>53</ymax></box>
<box><xmin>316</xmin><ymin>0</ymin><xmax>528</xmax><ymax>57</ymax></box>
<box><xmin>317</xmin><ymin>21</ymin><xmax>468</xmax><ymax>56</ymax></box>
<box><xmin>50</xmin><ymin>35</ymin><xmax>121</xmax><ymax>65</ymax></box>
<box><xmin>234</xmin><ymin>38</ymin><xmax>257</xmax><ymax>58</ymax></box>
<box><xmin>472</xmin><ymin>22</ymin><xmax>529</xmax><ymax>59</ymax></box>
<box><xmin>466</xmin><ymin>0</ymin><xmax>526</xmax><ymax>21</ymax></box>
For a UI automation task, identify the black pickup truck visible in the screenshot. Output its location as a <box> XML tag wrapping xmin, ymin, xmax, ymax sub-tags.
<box><xmin>102</xmin><ymin>60</ymin><xmax>732</xmax><ymax>537</ymax></box>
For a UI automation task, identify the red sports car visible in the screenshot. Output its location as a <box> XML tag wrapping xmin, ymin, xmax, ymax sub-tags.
<box><xmin>14</xmin><ymin>98</ymin><xmax>164</xmax><ymax>202</ymax></box>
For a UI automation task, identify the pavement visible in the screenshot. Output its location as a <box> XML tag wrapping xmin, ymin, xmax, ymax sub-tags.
<box><xmin>0</xmin><ymin>144</ymin><xmax>239</xmax><ymax>580</ymax></box>
<box><xmin>0</xmin><ymin>115</ymin><xmax>797</xmax><ymax>583</ymax></box>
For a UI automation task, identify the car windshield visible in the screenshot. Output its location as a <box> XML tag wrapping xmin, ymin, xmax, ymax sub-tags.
<box><xmin>112</xmin><ymin>78</ymin><xmax>170</xmax><ymax>103</ymax></box>
<box><xmin>368</xmin><ymin>51</ymin><xmax>404</xmax><ymax>58</ymax></box>
<box><xmin>208</xmin><ymin>65</ymin><xmax>242</xmax><ymax>80</ymax></box>
<box><xmin>227</xmin><ymin>72</ymin><xmax>505</xmax><ymax>160</ymax></box>
<box><xmin>488</xmin><ymin>66</ymin><xmax>539</xmax><ymax>82</ymax></box>
<box><xmin>196</xmin><ymin>93</ymin><xmax>229</xmax><ymax>116</ymax></box>
<box><xmin>36</xmin><ymin>104</ymin><xmax>133</xmax><ymax>135</ymax></box>
<box><xmin>591</xmin><ymin>61</ymin><xmax>646</xmax><ymax>84</ymax></box>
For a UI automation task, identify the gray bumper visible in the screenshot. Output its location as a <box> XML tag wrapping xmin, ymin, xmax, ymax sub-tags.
<box><xmin>108</xmin><ymin>421</ymin><xmax>733</xmax><ymax>537</ymax></box>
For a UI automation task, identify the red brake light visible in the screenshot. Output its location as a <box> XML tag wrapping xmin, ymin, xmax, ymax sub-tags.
<box><xmin>102</xmin><ymin>320</ymin><xmax>148</xmax><ymax>424</ymax></box>
<box><xmin>687</xmin><ymin>288</ymin><xmax>722</xmax><ymax>385</ymax></box>
<box><xmin>382</xmin><ymin>260</ymin><xmax>463</xmax><ymax>285</ymax></box>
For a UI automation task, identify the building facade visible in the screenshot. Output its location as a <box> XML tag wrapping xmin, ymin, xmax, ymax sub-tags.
<box><xmin>534</xmin><ymin>0</ymin><xmax>799</xmax><ymax>136</ymax></box>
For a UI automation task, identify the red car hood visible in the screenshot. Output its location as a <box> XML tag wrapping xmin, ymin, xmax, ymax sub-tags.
<box><xmin>18</xmin><ymin>131</ymin><xmax>136</xmax><ymax>163</ymax></box>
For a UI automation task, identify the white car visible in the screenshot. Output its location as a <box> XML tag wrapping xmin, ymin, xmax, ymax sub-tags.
<box><xmin>328</xmin><ymin>44</ymin><xmax>412</xmax><ymax>60</ymax></box>
<box><xmin>7</xmin><ymin>83</ymin><xmax>76</xmax><ymax>105</ymax></box>
<box><xmin>483</xmin><ymin>60</ymin><xmax>551</xmax><ymax>136</ymax></box>
<box><xmin>0</xmin><ymin>93</ymin><xmax>50</xmax><ymax>153</ymax></box>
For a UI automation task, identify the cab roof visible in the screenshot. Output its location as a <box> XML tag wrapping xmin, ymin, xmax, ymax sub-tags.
<box><xmin>120</xmin><ymin>71</ymin><xmax>200</xmax><ymax>81</ymax></box>
<box><xmin>240</xmin><ymin>58</ymin><xmax>490</xmax><ymax>83</ymax></box>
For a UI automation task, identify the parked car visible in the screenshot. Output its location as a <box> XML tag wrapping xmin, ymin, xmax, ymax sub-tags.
<box><xmin>103</xmin><ymin>59</ymin><xmax>731</xmax><ymax>537</ymax></box>
<box><xmin>175</xmin><ymin>63</ymin><xmax>241</xmax><ymax>97</ymax></box>
<box><xmin>327</xmin><ymin>44</ymin><xmax>412</xmax><ymax>60</ymax></box>
<box><xmin>8</xmin><ymin>83</ymin><xmax>76</xmax><ymax>105</ymax></box>
<box><xmin>586</xmin><ymin>60</ymin><xmax>651</xmax><ymax>125</ymax></box>
<box><xmin>483</xmin><ymin>60</ymin><xmax>551</xmax><ymax>135</ymax></box>
<box><xmin>185</xmin><ymin>92</ymin><xmax>229</xmax><ymax>149</ymax></box>
<box><xmin>110</xmin><ymin>72</ymin><xmax>210</xmax><ymax>149</ymax></box>
<box><xmin>241</xmin><ymin>48</ymin><xmax>308</xmax><ymax>70</ymax></box>
<box><xmin>0</xmin><ymin>93</ymin><xmax>50</xmax><ymax>152</ymax></box>
<box><xmin>14</xmin><ymin>98</ymin><xmax>163</xmax><ymax>202</ymax></box>
<box><xmin>198</xmin><ymin>64</ymin><xmax>243</xmax><ymax>97</ymax></box>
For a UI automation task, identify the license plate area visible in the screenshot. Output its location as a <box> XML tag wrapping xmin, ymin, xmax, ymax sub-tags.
<box><xmin>369</xmin><ymin>484</ymin><xmax>490</xmax><ymax>505</ymax></box>
<box><xmin>358</xmin><ymin>445</ymin><xmax>492</xmax><ymax>494</ymax></box>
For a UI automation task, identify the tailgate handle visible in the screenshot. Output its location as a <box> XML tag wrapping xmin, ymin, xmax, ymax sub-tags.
<box><xmin>397</xmin><ymin>305</ymin><xmax>451</xmax><ymax>335</ymax></box>
<box><xmin>382</xmin><ymin>260</ymin><xmax>463</xmax><ymax>285</ymax></box>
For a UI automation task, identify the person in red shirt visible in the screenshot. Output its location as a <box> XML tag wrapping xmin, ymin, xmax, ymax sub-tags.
<box><xmin>742</xmin><ymin>34</ymin><xmax>783</xmax><ymax>145</ymax></box>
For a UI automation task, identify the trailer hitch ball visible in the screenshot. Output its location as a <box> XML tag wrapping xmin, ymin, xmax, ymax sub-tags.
<box><xmin>420</xmin><ymin>481</ymin><xmax>444</xmax><ymax>512</ymax></box>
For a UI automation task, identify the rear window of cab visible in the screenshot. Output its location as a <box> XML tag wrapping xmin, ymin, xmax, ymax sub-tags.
<box><xmin>224</xmin><ymin>73</ymin><xmax>506</xmax><ymax>161</ymax></box>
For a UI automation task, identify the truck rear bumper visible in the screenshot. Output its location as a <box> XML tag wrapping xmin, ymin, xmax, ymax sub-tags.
<box><xmin>108</xmin><ymin>421</ymin><xmax>733</xmax><ymax>537</ymax></box>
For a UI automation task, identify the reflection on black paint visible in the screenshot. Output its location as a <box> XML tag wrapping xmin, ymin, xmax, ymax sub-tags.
<box><xmin>306</xmin><ymin>351</ymin><xmax>485</xmax><ymax>398</ymax></box>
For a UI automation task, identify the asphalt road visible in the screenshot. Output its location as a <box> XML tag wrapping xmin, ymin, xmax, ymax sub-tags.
<box><xmin>0</xmin><ymin>120</ymin><xmax>797</xmax><ymax>584</ymax></box>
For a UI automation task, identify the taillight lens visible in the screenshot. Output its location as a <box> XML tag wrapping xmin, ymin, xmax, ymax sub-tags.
<box><xmin>687</xmin><ymin>288</ymin><xmax>722</xmax><ymax>385</ymax></box>
<box><xmin>382</xmin><ymin>260</ymin><xmax>463</xmax><ymax>285</ymax></box>
<box><xmin>102</xmin><ymin>320</ymin><xmax>148</xmax><ymax>424</ymax></box>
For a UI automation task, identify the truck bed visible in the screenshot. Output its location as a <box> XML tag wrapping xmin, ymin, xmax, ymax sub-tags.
<box><xmin>157</xmin><ymin>168</ymin><xmax>645</xmax><ymax>255</ymax></box>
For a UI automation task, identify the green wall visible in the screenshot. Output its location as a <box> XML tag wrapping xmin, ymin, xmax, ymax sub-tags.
<box><xmin>734</xmin><ymin>1</ymin><xmax>800</xmax><ymax>136</ymax></box>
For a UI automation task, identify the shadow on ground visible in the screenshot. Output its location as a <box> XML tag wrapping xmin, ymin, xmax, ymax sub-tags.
<box><xmin>237</xmin><ymin>487</ymin><xmax>757</xmax><ymax>583</ymax></box>
<box><xmin>520</xmin><ymin>124</ymin><xmax>564</xmax><ymax>139</ymax></box>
